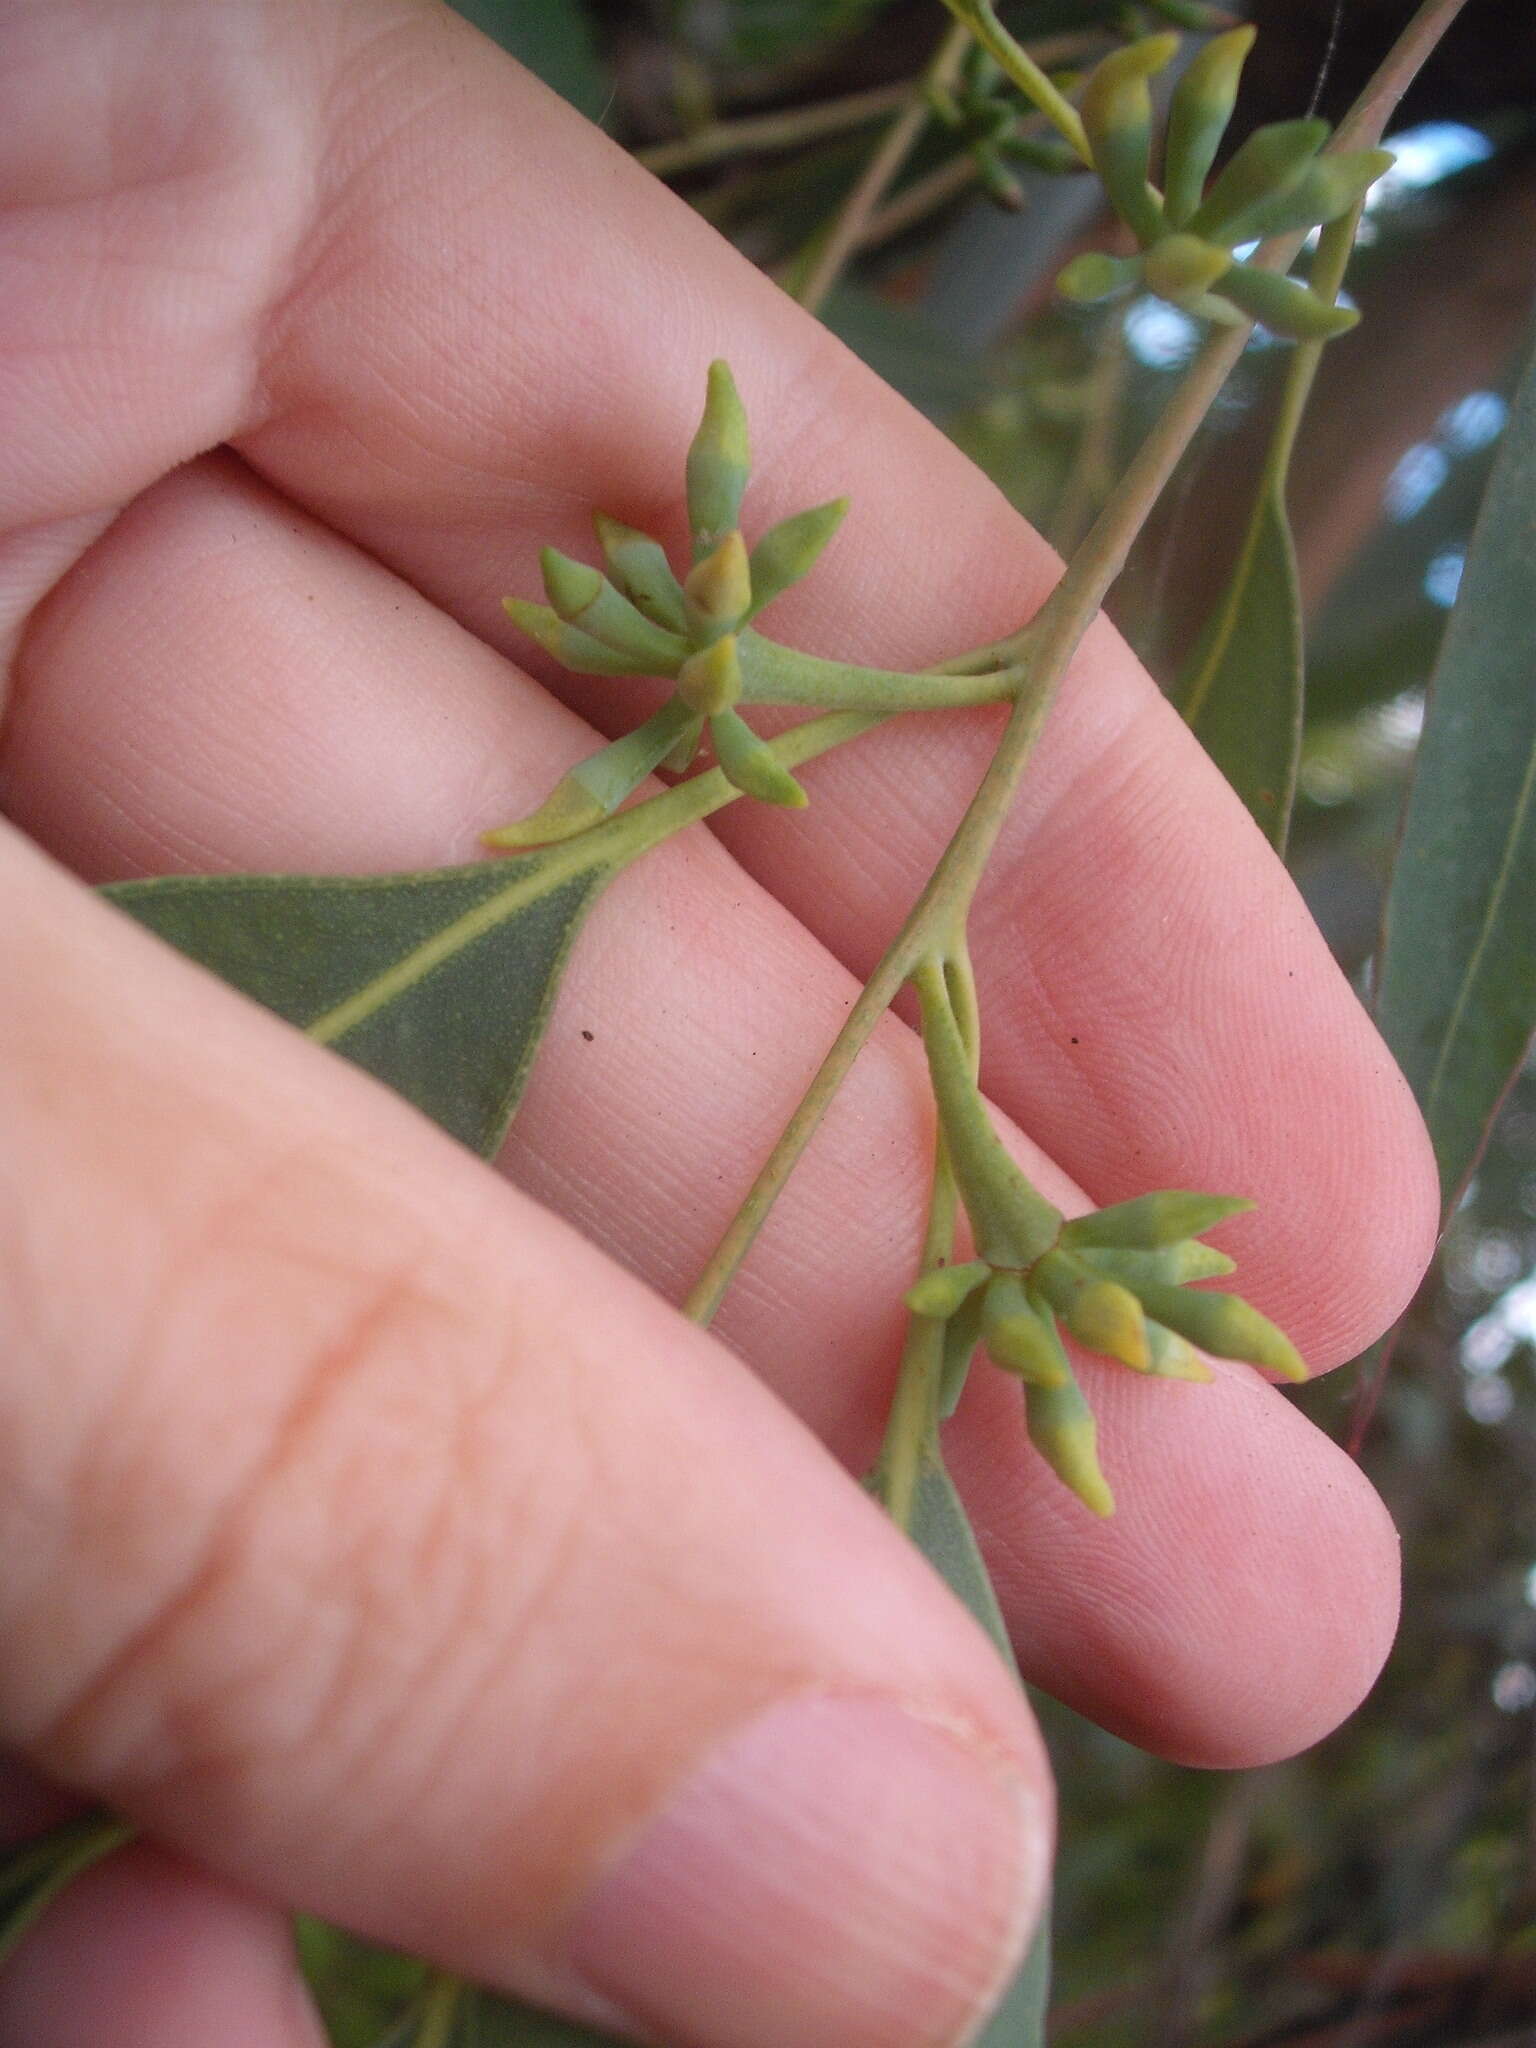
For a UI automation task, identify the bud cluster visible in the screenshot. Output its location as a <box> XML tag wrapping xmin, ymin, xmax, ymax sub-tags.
<box><xmin>907</xmin><ymin>1189</ymin><xmax>1306</xmax><ymax>1516</ymax></box>
<box><xmin>1056</xmin><ymin>28</ymin><xmax>1392</xmax><ymax>340</ymax></box>
<box><xmin>927</xmin><ymin>41</ymin><xmax>1082</xmax><ymax>212</ymax></box>
<box><xmin>491</xmin><ymin>362</ymin><xmax>848</xmax><ymax>846</ymax></box>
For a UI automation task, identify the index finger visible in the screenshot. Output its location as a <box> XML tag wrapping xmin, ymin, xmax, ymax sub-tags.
<box><xmin>0</xmin><ymin>0</ymin><xmax>1437</xmax><ymax>1370</ymax></box>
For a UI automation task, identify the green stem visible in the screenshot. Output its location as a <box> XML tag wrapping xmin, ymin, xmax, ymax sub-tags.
<box><xmin>937</xmin><ymin>1</ymin><xmax>1091</xmax><ymax>163</ymax></box>
<box><xmin>795</xmin><ymin>22</ymin><xmax>969</xmax><ymax>316</ymax></box>
<box><xmin>637</xmin><ymin>82</ymin><xmax>912</xmax><ymax>178</ymax></box>
<box><xmin>913</xmin><ymin>954</ymin><xmax>1059</xmax><ymax>1264</ymax></box>
<box><xmin>0</xmin><ymin>1811</ymin><xmax>135</xmax><ymax>1968</ymax></box>
<box><xmin>307</xmin><ymin>709</ymin><xmax>887</xmax><ymax>1047</ymax></box>
<box><xmin>684</xmin><ymin>321</ymin><xmax>1253</xmax><ymax>1327</ymax></box>
<box><xmin>414</xmin><ymin>1973</ymin><xmax>465</xmax><ymax>2048</ymax></box>
<box><xmin>738</xmin><ymin>632</ymin><xmax>1018</xmax><ymax>713</ymax></box>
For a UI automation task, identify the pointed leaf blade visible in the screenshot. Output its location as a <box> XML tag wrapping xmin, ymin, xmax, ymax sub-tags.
<box><xmin>1178</xmin><ymin>488</ymin><xmax>1304</xmax><ymax>854</ymax></box>
<box><xmin>911</xmin><ymin>1451</ymin><xmax>1052</xmax><ymax>2048</ymax></box>
<box><xmin>103</xmin><ymin>859</ymin><xmax>611</xmax><ymax>1160</ymax></box>
<box><xmin>1376</xmin><ymin>334</ymin><xmax>1536</xmax><ymax>1209</ymax></box>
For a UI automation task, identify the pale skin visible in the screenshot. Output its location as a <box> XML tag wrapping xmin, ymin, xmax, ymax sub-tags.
<box><xmin>0</xmin><ymin>3</ymin><xmax>1440</xmax><ymax>2045</ymax></box>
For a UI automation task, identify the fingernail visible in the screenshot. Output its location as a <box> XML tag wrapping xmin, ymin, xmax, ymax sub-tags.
<box><xmin>569</xmin><ymin>1694</ymin><xmax>1048</xmax><ymax>2048</ymax></box>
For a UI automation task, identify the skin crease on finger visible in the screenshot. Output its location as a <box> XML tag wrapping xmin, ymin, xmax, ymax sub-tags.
<box><xmin>4</xmin><ymin>454</ymin><xmax>1401</xmax><ymax>1770</ymax></box>
<box><xmin>0</xmin><ymin>0</ymin><xmax>1421</xmax><ymax>1794</ymax></box>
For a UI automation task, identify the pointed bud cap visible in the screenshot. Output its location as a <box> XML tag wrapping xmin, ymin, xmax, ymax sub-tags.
<box><xmin>1145</xmin><ymin>1321</ymin><xmax>1213</xmax><ymax>1381</ymax></box>
<box><xmin>1143</xmin><ymin>233</ymin><xmax>1233</xmax><ymax>309</ymax></box>
<box><xmin>676</xmin><ymin>634</ymin><xmax>743</xmax><ymax>716</ymax></box>
<box><xmin>1058</xmin><ymin>251</ymin><xmax>1143</xmax><ymax>303</ymax></box>
<box><xmin>540</xmin><ymin>547</ymin><xmax>605</xmax><ymax>622</ymax></box>
<box><xmin>1163</xmin><ymin>25</ymin><xmax>1256</xmax><ymax>225</ymax></box>
<box><xmin>1216</xmin><ymin>148</ymin><xmax>1394</xmax><ymax>243</ymax></box>
<box><xmin>482</xmin><ymin>774</ymin><xmax>606</xmax><ymax>849</ymax></box>
<box><xmin>1134</xmin><ymin>1282</ymin><xmax>1308</xmax><ymax>1382</ymax></box>
<box><xmin>747</xmin><ymin>498</ymin><xmax>849</xmax><ymax>619</ymax></box>
<box><xmin>686</xmin><ymin>360</ymin><xmax>751</xmax><ymax>558</ymax></box>
<box><xmin>1189</xmin><ymin>117</ymin><xmax>1329</xmax><ymax>243</ymax></box>
<box><xmin>981</xmin><ymin>1275</ymin><xmax>1070</xmax><ymax>1387</ymax></box>
<box><xmin>1080</xmin><ymin>35</ymin><xmax>1178</xmax><ymax>246</ymax></box>
<box><xmin>1217</xmin><ymin>263</ymin><xmax>1360</xmax><ymax>340</ymax></box>
<box><xmin>1024</xmin><ymin>1375</ymin><xmax>1116</xmax><ymax>1517</ymax></box>
<box><xmin>1062</xmin><ymin>1191</ymin><xmax>1252</xmax><ymax>1249</ymax></box>
<box><xmin>906</xmin><ymin>1260</ymin><xmax>992</xmax><ymax>1320</ymax></box>
<box><xmin>1033</xmin><ymin>1249</ymin><xmax>1151</xmax><ymax>1371</ymax></box>
<box><xmin>684</xmin><ymin>529</ymin><xmax>752</xmax><ymax>633</ymax></box>
<box><xmin>1078</xmin><ymin>1241</ymin><xmax>1237</xmax><ymax>1288</ymax></box>
<box><xmin>502</xmin><ymin>599</ymin><xmax>652</xmax><ymax>677</ymax></box>
<box><xmin>709</xmin><ymin>707</ymin><xmax>809</xmax><ymax>808</ymax></box>
<box><xmin>594</xmin><ymin>512</ymin><xmax>688</xmax><ymax>634</ymax></box>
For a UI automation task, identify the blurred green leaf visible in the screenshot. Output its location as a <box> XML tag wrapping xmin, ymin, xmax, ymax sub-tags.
<box><xmin>0</xmin><ymin>1813</ymin><xmax>132</xmax><ymax>1969</ymax></box>
<box><xmin>104</xmin><ymin>858</ymin><xmax>611</xmax><ymax>1161</ymax></box>
<box><xmin>1177</xmin><ymin>488</ymin><xmax>1304</xmax><ymax>854</ymax></box>
<box><xmin>821</xmin><ymin>283</ymin><xmax>993</xmax><ymax>421</ymax></box>
<box><xmin>912</xmin><ymin>1449</ymin><xmax>1052</xmax><ymax>2048</ymax></box>
<box><xmin>450</xmin><ymin>0</ymin><xmax>609</xmax><ymax>121</ymax></box>
<box><xmin>674</xmin><ymin>0</ymin><xmax>890</xmax><ymax>71</ymax></box>
<box><xmin>1376</xmin><ymin>330</ymin><xmax>1536</xmax><ymax>1210</ymax></box>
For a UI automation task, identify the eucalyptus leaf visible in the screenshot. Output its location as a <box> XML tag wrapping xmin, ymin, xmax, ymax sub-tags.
<box><xmin>1375</xmin><ymin>330</ymin><xmax>1536</xmax><ymax>1210</ymax></box>
<box><xmin>1178</xmin><ymin>488</ymin><xmax>1304</xmax><ymax>854</ymax></box>
<box><xmin>0</xmin><ymin>1812</ymin><xmax>133</xmax><ymax>1968</ymax></box>
<box><xmin>449</xmin><ymin>0</ymin><xmax>609</xmax><ymax>121</ymax></box>
<box><xmin>910</xmin><ymin>1450</ymin><xmax>1052</xmax><ymax>2047</ymax></box>
<box><xmin>104</xmin><ymin>857</ymin><xmax>612</xmax><ymax>1161</ymax></box>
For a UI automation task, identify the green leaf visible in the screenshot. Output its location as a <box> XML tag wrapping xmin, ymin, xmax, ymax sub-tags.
<box><xmin>104</xmin><ymin>857</ymin><xmax>612</xmax><ymax>1161</ymax></box>
<box><xmin>911</xmin><ymin>1450</ymin><xmax>1052</xmax><ymax>2048</ymax></box>
<box><xmin>1178</xmin><ymin>487</ymin><xmax>1304</xmax><ymax>854</ymax></box>
<box><xmin>448</xmin><ymin>0</ymin><xmax>609</xmax><ymax>122</ymax></box>
<box><xmin>1375</xmin><ymin>333</ymin><xmax>1536</xmax><ymax>1211</ymax></box>
<box><xmin>0</xmin><ymin>1812</ymin><xmax>133</xmax><ymax>1968</ymax></box>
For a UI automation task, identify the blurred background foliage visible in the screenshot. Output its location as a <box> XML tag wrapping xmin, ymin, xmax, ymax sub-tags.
<box><xmin>346</xmin><ymin>4</ymin><xmax>1536</xmax><ymax>2042</ymax></box>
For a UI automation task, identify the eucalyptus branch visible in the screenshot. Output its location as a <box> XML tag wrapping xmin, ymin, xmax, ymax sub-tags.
<box><xmin>683</xmin><ymin>318</ymin><xmax>1252</xmax><ymax>1327</ymax></box>
<box><xmin>637</xmin><ymin>82</ymin><xmax>910</xmax><ymax>178</ymax></box>
<box><xmin>794</xmin><ymin>22</ymin><xmax>970</xmax><ymax>316</ymax></box>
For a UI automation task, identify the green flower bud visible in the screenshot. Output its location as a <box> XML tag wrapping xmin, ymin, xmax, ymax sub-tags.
<box><xmin>1032</xmin><ymin>1248</ymin><xmax>1151</xmax><ymax>1372</ymax></box>
<box><xmin>905</xmin><ymin>1260</ymin><xmax>992</xmax><ymax>1320</ymax></box>
<box><xmin>709</xmin><ymin>707</ymin><xmax>809</xmax><ymax>808</ymax></box>
<box><xmin>1188</xmin><ymin>117</ymin><xmax>1329</xmax><ymax>243</ymax></box>
<box><xmin>982</xmin><ymin>1274</ymin><xmax>1071</xmax><ymax>1387</ymax></box>
<box><xmin>746</xmin><ymin>498</ymin><xmax>849</xmax><ymax>619</ymax></box>
<box><xmin>593</xmin><ymin>512</ymin><xmax>688</xmax><ymax>634</ymax></box>
<box><xmin>482</xmin><ymin>696</ymin><xmax>701</xmax><ymax>847</ymax></box>
<box><xmin>1080</xmin><ymin>34</ymin><xmax>1178</xmax><ymax>246</ymax></box>
<box><xmin>975</xmin><ymin>145</ymin><xmax>1026</xmax><ymax>210</ymax></box>
<box><xmin>662</xmin><ymin>716</ymin><xmax>704</xmax><ymax>774</ymax></box>
<box><xmin>1215</xmin><ymin>147</ymin><xmax>1394</xmax><ymax>243</ymax></box>
<box><xmin>1078</xmin><ymin>1241</ymin><xmax>1237</xmax><ymax>1287</ymax></box>
<box><xmin>677</xmin><ymin>634</ymin><xmax>743</xmax><ymax>715</ymax></box>
<box><xmin>1057</xmin><ymin>251</ymin><xmax>1143</xmax><ymax>303</ymax></box>
<box><xmin>1142</xmin><ymin>232</ymin><xmax>1234</xmax><ymax>308</ymax></box>
<box><xmin>1024</xmin><ymin>1364</ymin><xmax>1115</xmax><ymax>1517</ymax></box>
<box><xmin>938</xmin><ymin>1285</ymin><xmax>987</xmax><ymax>1420</ymax></box>
<box><xmin>482</xmin><ymin>775</ymin><xmax>606</xmax><ymax>849</ymax></box>
<box><xmin>1216</xmin><ymin>262</ymin><xmax>1360</xmax><ymax>339</ymax></box>
<box><xmin>686</xmin><ymin>360</ymin><xmax>751</xmax><ymax>560</ymax></box>
<box><xmin>541</xmin><ymin>548</ymin><xmax>691</xmax><ymax>670</ymax></box>
<box><xmin>1145</xmin><ymin>1321</ymin><xmax>1212</xmax><ymax>1381</ymax></box>
<box><xmin>999</xmin><ymin>133</ymin><xmax>1090</xmax><ymax>174</ymax></box>
<box><xmin>1162</xmin><ymin>25</ymin><xmax>1256</xmax><ymax>226</ymax></box>
<box><xmin>684</xmin><ymin>530</ymin><xmax>753</xmax><ymax>638</ymax></box>
<box><xmin>1133</xmin><ymin>1282</ymin><xmax>1308</xmax><ymax>1381</ymax></box>
<box><xmin>503</xmin><ymin>598</ymin><xmax>658</xmax><ymax>677</ymax></box>
<box><xmin>1061</xmin><ymin>1190</ymin><xmax>1252</xmax><ymax>1248</ymax></box>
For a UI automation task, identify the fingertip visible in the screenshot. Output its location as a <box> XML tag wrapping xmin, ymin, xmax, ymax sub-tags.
<box><xmin>0</xmin><ymin>1840</ymin><xmax>327</xmax><ymax>2048</ymax></box>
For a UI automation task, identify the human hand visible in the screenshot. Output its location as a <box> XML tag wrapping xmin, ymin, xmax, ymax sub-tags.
<box><xmin>0</xmin><ymin>4</ymin><xmax>1438</xmax><ymax>2044</ymax></box>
